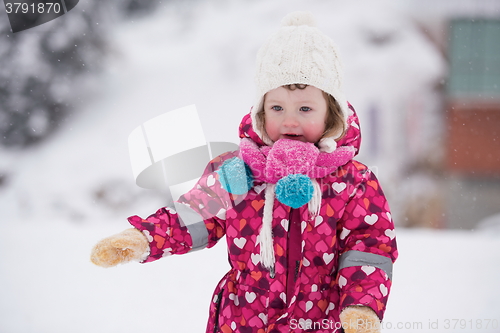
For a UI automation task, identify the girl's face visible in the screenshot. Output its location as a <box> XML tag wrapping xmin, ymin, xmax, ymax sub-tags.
<box><xmin>264</xmin><ymin>85</ymin><xmax>328</xmax><ymax>144</ymax></box>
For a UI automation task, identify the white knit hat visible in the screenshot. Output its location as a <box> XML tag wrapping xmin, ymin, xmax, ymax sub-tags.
<box><xmin>251</xmin><ymin>11</ymin><xmax>348</xmax><ymax>146</ymax></box>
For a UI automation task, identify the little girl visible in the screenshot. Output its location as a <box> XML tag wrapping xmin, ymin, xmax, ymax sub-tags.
<box><xmin>91</xmin><ymin>11</ymin><xmax>398</xmax><ymax>333</ymax></box>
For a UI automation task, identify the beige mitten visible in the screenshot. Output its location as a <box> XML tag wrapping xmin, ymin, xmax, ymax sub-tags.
<box><xmin>340</xmin><ymin>306</ymin><xmax>381</xmax><ymax>333</ymax></box>
<box><xmin>90</xmin><ymin>228</ymin><xmax>149</xmax><ymax>267</ymax></box>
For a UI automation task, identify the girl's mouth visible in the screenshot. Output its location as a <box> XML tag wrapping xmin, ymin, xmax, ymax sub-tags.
<box><xmin>282</xmin><ymin>134</ymin><xmax>303</xmax><ymax>140</ymax></box>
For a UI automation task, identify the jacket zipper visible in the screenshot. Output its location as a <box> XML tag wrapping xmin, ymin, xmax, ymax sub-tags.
<box><xmin>286</xmin><ymin>209</ymin><xmax>302</xmax><ymax>306</ymax></box>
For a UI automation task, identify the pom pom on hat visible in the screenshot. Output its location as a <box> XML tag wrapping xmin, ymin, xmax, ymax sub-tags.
<box><xmin>318</xmin><ymin>137</ymin><xmax>337</xmax><ymax>153</ymax></box>
<box><xmin>281</xmin><ymin>11</ymin><xmax>316</xmax><ymax>27</ymax></box>
<box><xmin>216</xmin><ymin>157</ymin><xmax>254</xmax><ymax>195</ymax></box>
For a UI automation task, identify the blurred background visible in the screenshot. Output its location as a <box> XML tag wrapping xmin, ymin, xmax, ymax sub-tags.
<box><xmin>0</xmin><ymin>0</ymin><xmax>499</xmax><ymax>332</ymax></box>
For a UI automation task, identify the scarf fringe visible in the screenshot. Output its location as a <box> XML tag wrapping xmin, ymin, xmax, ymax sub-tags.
<box><xmin>260</xmin><ymin>184</ymin><xmax>276</xmax><ymax>275</ymax></box>
<box><xmin>308</xmin><ymin>179</ymin><xmax>322</xmax><ymax>218</ymax></box>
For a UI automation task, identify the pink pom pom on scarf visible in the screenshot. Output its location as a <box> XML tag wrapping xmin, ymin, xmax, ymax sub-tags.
<box><xmin>239</xmin><ymin>138</ymin><xmax>355</xmax><ymax>183</ymax></box>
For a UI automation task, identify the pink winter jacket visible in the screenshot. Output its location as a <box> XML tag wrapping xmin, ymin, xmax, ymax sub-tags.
<box><xmin>128</xmin><ymin>104</ymin><xmax>398</xmax><ymax>333</ymax></box>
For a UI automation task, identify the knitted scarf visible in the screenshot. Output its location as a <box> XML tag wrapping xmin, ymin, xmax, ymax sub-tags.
<box><xmin>238</xmin><ymin>137</ymin><xmax>355</xmax><ymax>275</ymax></box>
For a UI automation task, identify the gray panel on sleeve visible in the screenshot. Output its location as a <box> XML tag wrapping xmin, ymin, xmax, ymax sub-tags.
<box><xmin>173</xmin><ymin>202</ymin><xmax>209</xmax><ymax>251</ymax></box>
<box><xmin>338</xmin><ymin>250</ymin><xmax>393</xmax><ymax>280</ymax></box>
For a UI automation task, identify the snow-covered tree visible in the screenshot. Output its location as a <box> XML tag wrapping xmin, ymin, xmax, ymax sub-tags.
<box><xmin>0</xmin><ymin>0</ymin><xmax>168</xmax><ymax>148</ymax></box>
<box><xmin>0</xmin><ymin>2</ymin><xmax>107</xmax><ymax>147</ymax></box>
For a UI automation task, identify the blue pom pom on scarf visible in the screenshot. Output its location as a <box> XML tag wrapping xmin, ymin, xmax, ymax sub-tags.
<box><xmin>216</xmin><ymin>156</ymin><xmax>314</xmax><ymax>208</ymax></box>
<box><xmin>275</xmin><ymin>174</ymin><xmax>314</xmax><ymax>208</ymax></box>
<box><xmin>216</xmin><ymin>157</ymin><xmax>254</xmax><ymax>195</ymax></box>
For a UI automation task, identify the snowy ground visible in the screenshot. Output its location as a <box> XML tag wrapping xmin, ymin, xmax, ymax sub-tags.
<box><xmin>1</xmin><ymin>1</ymin><xmax>499</xmax><ymax>332</ymax></box>
<box><xmin>0</xmin><ymin>224</ymin><xmax>499</xmax><ymax>333</ymax></box>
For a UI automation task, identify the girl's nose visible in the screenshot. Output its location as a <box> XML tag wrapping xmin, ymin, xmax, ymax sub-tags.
<box><xmin>282</xmin><ymin>112</ymin><xmax>299</xmax><ymax>127</ymax></box>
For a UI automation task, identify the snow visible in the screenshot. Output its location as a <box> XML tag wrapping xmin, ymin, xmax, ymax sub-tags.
<box><xmin>0</xmin><ymin>1</ymin><xmax>499</xmax><ymax>332</ymax></box>
<box><xmin>385</xmin><ymin>229</ymin><xmax>500</xmax><ymax>332</ymax></box>
<box><xmin>1</xmin><ymin>224</ymin><xmax>498</xmax><ymax>333</ymax></box>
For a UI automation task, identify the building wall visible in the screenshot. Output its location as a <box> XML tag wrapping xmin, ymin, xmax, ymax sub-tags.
<box><xmin>446</xmin><ymin>101</ymin><xmax>500</xmax><ymax>175</ymax></box>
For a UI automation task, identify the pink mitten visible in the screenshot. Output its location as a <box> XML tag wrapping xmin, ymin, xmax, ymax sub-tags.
<box><xmin>90</xmin><ymin>228</ymin><xmax>149</xmax><ymax>267</ymax></box>
<box><xmin>340</xmin><ymin>306</ymin><xmax>381</xmax><ymax>333</ymax></box>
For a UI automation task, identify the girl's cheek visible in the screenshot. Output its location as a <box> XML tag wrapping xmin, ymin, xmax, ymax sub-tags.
<box><xmin>264</xmin><ymin>121</ymin><xmax>277</xmax><ymax>140</ymax></box>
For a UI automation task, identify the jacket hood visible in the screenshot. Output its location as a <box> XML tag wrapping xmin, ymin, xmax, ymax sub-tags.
<box><xmin>239</xmin><ymin>102</ymin><xmax>362</xmax><ymax>157</ymax></box>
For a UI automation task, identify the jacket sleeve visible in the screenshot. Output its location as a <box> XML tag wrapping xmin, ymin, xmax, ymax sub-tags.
<box><xmin>336</xmin><ymin>161</ymin><xmax>398</xmax><ymax>320</ymax></box>
<box><xmin>127</xmin><ymin>151</ymin><xmax>240</xmax><ymax>263</ymax></box>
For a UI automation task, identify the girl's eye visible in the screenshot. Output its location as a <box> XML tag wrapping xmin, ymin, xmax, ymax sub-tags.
<box><xmin>271</xmin><ymin>106</ymin><xmax>283</xmax><ymax>111</ymax></box>
<box><xmin>300</xmin><ymin>106</ymin><xmax>311</xmax><ymax>112</ymax></box>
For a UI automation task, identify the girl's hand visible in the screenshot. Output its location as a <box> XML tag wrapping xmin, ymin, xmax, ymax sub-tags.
<box><xmin>340</xmin><ymin>306</ymin><xmax>381</xmax><ymax>333</ymax></box>
<box><xmin>90</xmin><ymin>228</ymin><xmax>149</xmax><ymax>267</ymax></box>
